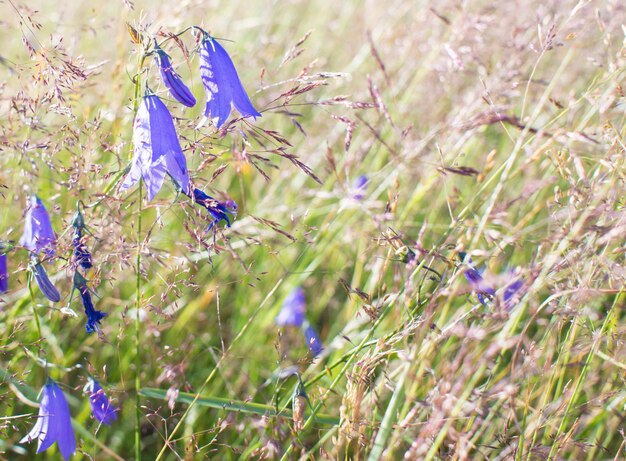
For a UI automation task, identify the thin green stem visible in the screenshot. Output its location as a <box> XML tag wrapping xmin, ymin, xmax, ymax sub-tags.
<box><xmin>27</xmin><ymin>274</ymin><xmax>42</xmax><ymax>340</ymax></box>
<box><xmin>132</xmin><ymin>46</ymin><xmax>147</xmax><ymax>461</ymax></box>
<box><xmin>135</xmin><ymin>181</ymin><xmax>143</xmax><ymax>461</ymax></box>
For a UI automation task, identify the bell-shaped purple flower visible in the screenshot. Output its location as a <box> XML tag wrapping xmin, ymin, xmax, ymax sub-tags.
<box><xmin>72</xmin><ymin>228</ymin><xmax>92</xmax><ymax>270</ymax></box>
<box><xmin>121</xmin><ymin>93</ymin><xmax>190</xmax><ymax>201</ymax></box>
<box><xmin>85</xmin><ymin>378</ymin><xmax>117</xmax><ymax>425</ymax></box>
<box><xmin>20</xmin><ymin>195</ymin><xmax>56</xmax><ymax>258</ymax></box>
<box><xmin>459</xmin><ymin>252</ymin><xmax>494</xmax><ymax>305</ymax></box>
<box><xmin>197</xmin><ymin>29</ymin><xmax>261</xmax><ymax>128</ymax></box>
<box><xmin>71</xmin><ymin>207</ymin><xmax>92</xmax><ymax>270</ymax></box>
<box><xmin>503</xmin><ymin>277</ymin><xmax>524</xmax><ymax>311</ymax></box>
<box><xmin>352</xmin><ymin>175</ymin><xmax>368</xmax><ymax>200</ymax></box>
<box><xmin>275</xmin><ymin>287</ymin><xmax>306</xmax><ymax>328</ymax></box>
<box><xmin>32</xmin><ymin>262</ymin><xmax>61</xmax><ymax>302</ymax></box>
<box><xmin>20</xmin><ymin>379</ymin><xmax>76</xmax><ymax>461</ymax></box>
<box><xmin>303</xmin><ymin>322</ymin><xmax>323</xmax><ymax>357</ymax></box>
<box><xmin>155</xmin><ymin>46</ymin><xmax>196</xmax><ymax>107</ymax></box>
<box><xmin>188</xmin><ymin>188</ymin><xmax>237</xmax><ymax>232</ymax></box>
<box><xmin>75</xmin><ymin>281</ymin><xmax>106</xmax><ymax>333</ymax></box>
<box><xmin>0</xmin><ymin>253</ymin><xmax>7</xmax><ymax>293</ymax></box>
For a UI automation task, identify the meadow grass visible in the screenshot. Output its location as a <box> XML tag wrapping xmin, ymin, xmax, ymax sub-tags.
<box><xmin>1</xmin><ymin>0</ymin><xmax>625</xmax><ymax>459</ymax></box>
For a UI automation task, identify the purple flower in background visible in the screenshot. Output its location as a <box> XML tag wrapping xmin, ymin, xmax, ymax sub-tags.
<box><xmin>20</xmin><ymin>379</ymin><xmax>76</xmax><ymax>461</ymax></box>
<box><xmin>32</xmin><ymin>262</ymin><xmax>61</xmax><ymax>302</ymax></box>
<box><xmin>459</xmin><ymin>252</ymin><xmax>494</xmax><ymax>305</ymax></box>
<box><xmin>303</xmin><ymin>322</ymin><xmax>323</xmax><ymax>357</ymax></box>
<box><xmin>275</xmin><ymin>287</ymin><xmax>306</xmax><ymax>328</ymax></box>
<box><xmin>276</xmin><ymin>287</ymin><xmax>323</xmax><ymax>356</ymax></box>
<box><xmin>78</xmin><ymin>284</ymin><xmax>106</xmax><ymax>333</ymax></box>
<box><xmin>352</xmin><ymin>175</ymin><xmax>368</xmax><ymax>200</ymax></box>
<box><xmin>85</xmin><ymin>378</ymin><xmax>117</xmax><ymax>425</ymax></box>
<box><xmin>121</xmin><ymin>94</ymin><xmax>190</xmax><ymax>201</ymax></box>
<box><xmin>20</xmin><ymin>195</ymin><xmax>56</xmax><ymax>258</ymax></box>
<box><xmin>188</xmin><ymin>188</ymin><xmax>237</xmax><ymax>232</ymax></box>
<box><xmin>197</xmin><ymin>29</ymin><xmax>261</xmax><ymax>128</ymax></box>
<box><xmin>0</xmin><ymin>253</ymin><xmax>7</xmax><ymax>293</ymax></box>
<box><xmin>155</xmin><ymin>46</ymin><xmax>196</xmax><ymax>107</ymax></box>
<box><xmin>503</xmin><ymin>277</ymin><xmax>524</xmax><ymax>311</ymax></box>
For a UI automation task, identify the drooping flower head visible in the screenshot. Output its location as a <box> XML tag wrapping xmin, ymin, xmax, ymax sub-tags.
<box><xmin>196</xmin><ymin>28</ymin><xmax>261</xmax><ymax>128</ymax></box>
<box><xmin>188</xmin><ymin>188</ymin><xmax>237</xmax><ymax>232</ymax></box>
<box><xmin>275</xmin><ymin>287</ymin><xmax>323</xmax><ymax>357</ymax></box>
<box><xmin>32</xmin><ymin>262</ymin><xmax>61</xmax><ymax>302</ymax></box>
<box><xmin>0</xmin><ymin>253</ymin><xmax>7</xmax><ymax>294</ymax></box>
<box><xmin>275</xmin><ymin>287</ymin><xmax>306</xmax><ymax>328</ymax></box>
<box><xmin>459</xmin><ymin>252</ymin><xmax>495</xmax><ymax>305</ymax></box>
<box><xmin>303</xmin><ymin>321</ymin><xmax>323</xmax><ymax>357</ymax></box>
<box><xmin>71</xmin><ymin>206</ymin><xmax>92</xmax><ymax>270</ymax></box>
<box><xmin>121</xmin><ymin>93</ymin><xmax>190</xmax><ymax>201</ymax></box>
<box><xmin>74</xmin><ymin>272</ymin><xmax>106</xmax><ymax>333</ymax></box>
<box><xmin>155</xmin><ymin>44</ymin><xmax>196</xmax><ymax>108</ymax></box>
<box><xmin>20</xmin><ymin>195</ymin><xmax>56</xmax><ymax>258</ymax></box>
<box><xmin>85</xmin><ymin>378</ymin><xmax>117</xmax><ymax>425</ymax></box>
<box><xmin>20</xmin><ymin>379</ymin><xmax>76</xmax><ymax>461</ymax></box>
<box><xmin>352</xmin><ymin>174</ymin><xmax>369</xmax><ymax>200</ymax></box>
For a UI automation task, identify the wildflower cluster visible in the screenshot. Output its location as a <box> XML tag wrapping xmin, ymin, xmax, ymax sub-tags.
<box><xmin>2</xmin><ymin>24</ymin><xmax>264</xmax><ymax>459</ymax></box>
<box><xmin>21</xmin><ymin>377</ymin><xmax>116</xmax><ymax>460</ymax></box>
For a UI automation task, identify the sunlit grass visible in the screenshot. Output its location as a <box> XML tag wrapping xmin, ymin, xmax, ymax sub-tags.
<box><xmin>1</xmin><ymin>0</ymin><xmax>625</xmax><ymax>460</ymax></box>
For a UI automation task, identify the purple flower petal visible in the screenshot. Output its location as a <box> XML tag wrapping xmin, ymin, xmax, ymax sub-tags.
<box><xmin>276</xmin><ymin>287</ymin><xmax>306</xmax><ymax>327</ymax></box>
<box><xmin>20</xmin><ymin>195</ymin><xmax>56</xmax><ymax>257</ymax></box>
<box><xmin>86</xmin><ymin>378</ymin><xmax>117</xmax><ymax>425</ymax></box>
<box><xmin>78</xmin><ymin>285</ymin><xmax>107</xmax><ymax>333</ymax></box>
<box><xmin>72</xmin><ymin>228</ymin><xmax>92</xmax><ymax>270</ymax></box>
<box><xmin>21</xmin><ymin>380</ymin><xmax>75</xmax><ymax>461</ymax></box>
<box><xmin>198</xmin><ymin>34</ymin><xmax>261</xmax><ymax>128</ymax></box>
<box><xmin>303</xmin><ymin>323</ymin><xmax>323</xmax><ymax>356</ymax></box>
<box><xmin>460</xmin><ymin>253</ymin><xmax>494</xmax><ymax>305</ymax></box>
<box><xmin>352</xmin><ymin>174</ymin><xmax>368</xmax><ymax>200</ymax></box>
<box><xmin>0</xmin><ymin>253</ymin><xmax>8</xmax><ymax>293</ymax></box>
<box><xmin>187</xmin><ymin>188</ymin><xmax>237</xmax><ymax>232</ymax></box>
<box><xmin>503</xmin><ymin>278</ymin><xmax>524</xmax><ymax>311</ymax></box>
<box><xmin>156</xmin><ymin>49</ymin><xmax>196</xmax><ymax>107</ymax></box>
<box><xmin>32</xmin><ymin>262</ymin><xmax>61</xmax><ymax>302</ymax></box>
<box><xmin>122</xmin><ymin>94</ymin><xmax>190</xmax><ymax>200</ymax></box>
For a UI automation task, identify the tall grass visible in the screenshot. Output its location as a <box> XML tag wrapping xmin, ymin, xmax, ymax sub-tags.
<box><xmin>1</xmin><ymin>0</ymin><xmax>625</xmax><ymax>459</ymax></box>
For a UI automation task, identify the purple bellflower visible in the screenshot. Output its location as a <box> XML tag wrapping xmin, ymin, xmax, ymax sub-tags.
<box><xmin>73</xmin><ymin>273</ymin><xmax>106</xmax><ymax>333</ymax></box>
<box><xmin>72</xmin><ymin>228</ymin><xmax>92</xmax><ymax>270</ymax></box>
<box><xmin>20</xmin><ymin>195</ymin><xmax>56</xmax><ymax>258</ymax></box>
<box><xmin>121</xmin><ymin>93</ymin><xmax>190</xmax><ymax>201</ymax></box>
<box><xmin>303</xmin><ymin>321</ymin><xmax>323</xmax><ymax>357</ymax></box>
<box><xmin>352</xmin><ymin>175</ymin><xmax>369</xmax><ymax>200</ymax></box>
<box><xmin>197</xmin><ymin>29</ymin><xmax>261</xmax><ymax>128</ymax></box>
<box><xmin>79</xmin><ymin>286</ymin><xmax>106</xmax><ymax>333</ymax></box>
<box><xmin>32</xmin><ymin>262</ymin><xmax>61</xmax><ymax>302</ymax></box>
<box><xmin>276</xmin><ymin>288</ymin><xmax>323</xmax><ymax>356</ymax></box>
<box><xmin>20</xmin><ymin>379</ymin><xmax>76</xmax><ymax>461</ymax></box>
<box><xmin>188</xmin><ymin>188</ymin><xmax>237</xmax><ymax>232</ymax></box>
<box><xmin>0</xmin><ymin>253</ymin><xmax>7</xmax><ymax>293</ymax></box>
<box><xmin>85</xmin><ymin>378</ymin><xmax>117</xmax><ymax>425</ymax></box>
<box><xmin>71</xmin><ymin>208</ymin><xmax>92</xmax><ymax>270</ymax></box>
<box><xmin>155</xmin><ymin>45</ymin><xmax>196</xmax><ymax>107</ymax></box>
<box><xmin>503</xmin><ymin>277</ymin><xmax>524</xmax><ymax>311</ymax></box>
<box><xmin>275</xmin><ymin>287</ymin><xmax>306</xmax><ymax>328</ymax></box>
<box><xmin>459</xmin><ymin>252</ymin><xmax>495</xmax><ymax>305</ymax></box>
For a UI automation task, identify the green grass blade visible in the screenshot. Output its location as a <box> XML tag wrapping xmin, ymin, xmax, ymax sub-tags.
<box><xmin>139</xmin><ymin>387</ymin><xmax>340</xmax><ymax>426</ymax></box>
